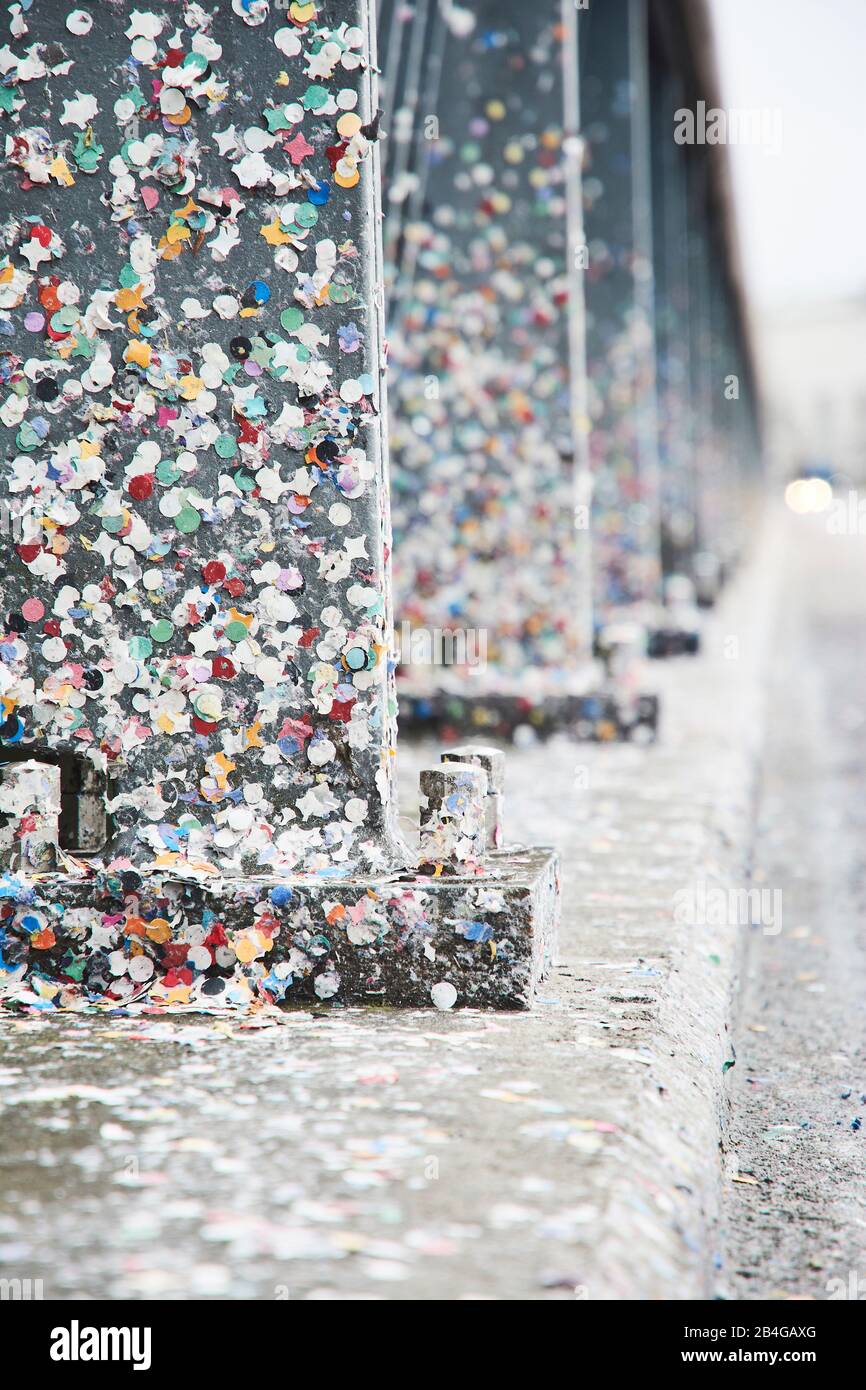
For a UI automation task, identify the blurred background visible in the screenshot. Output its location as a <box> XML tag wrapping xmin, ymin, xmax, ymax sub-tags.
<box><xmin>710</xmin><ymin>0</ymin><xmax>866</xmax><ymax>491</ymax></box>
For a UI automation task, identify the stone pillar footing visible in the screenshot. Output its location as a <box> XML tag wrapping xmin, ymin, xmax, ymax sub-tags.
<box><xmin>0</xmin><ymin>847</ymin><xmax>559</xmax><ymax>1012</ymax></box>
<box><xmin>647</xmin><ymin>627</ymin><xmax>701</xmax><ymax>659</ymax></box>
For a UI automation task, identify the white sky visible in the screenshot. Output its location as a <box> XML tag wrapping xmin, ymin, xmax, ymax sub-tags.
<box><xmin>708</xmin><ymin>0</ymin><xmax>866</xmax><ymax>310</ymax></box>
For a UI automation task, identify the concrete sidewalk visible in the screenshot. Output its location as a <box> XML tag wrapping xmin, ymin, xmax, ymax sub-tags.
<box><xmin>0</xmin><ymin>524</ymin><xmax>779</xmax><ymax>1300</ymax></box>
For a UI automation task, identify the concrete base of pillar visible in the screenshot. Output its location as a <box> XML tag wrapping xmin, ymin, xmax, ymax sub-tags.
<box><xmin>398</xmin><ymin>688</ymin><xmax>660</xmax><ymax>744</ymax></box>
<box><xmin>648</xmin><ymin>627</ymin><xmax>701</xmax><ymax>658</ymax></box>
<box><xmin>0</xmin><ymin>847</ymin><xmax>559</xmax><ymax>1013</ymax></box>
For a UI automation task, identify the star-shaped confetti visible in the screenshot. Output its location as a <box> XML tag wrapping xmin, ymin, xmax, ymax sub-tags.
<box><xmin>260</xmin><ymin>217</ymin><xmax>291</xmax><ymax>247</ymax></box>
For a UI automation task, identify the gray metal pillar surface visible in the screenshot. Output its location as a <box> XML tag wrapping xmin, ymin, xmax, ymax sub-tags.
<box><xmin>0</xmin><ymin>0</ymin><xmax>557</xmax><ymax>1011</ymax></box>
<box><xmin>686</xmin><ymin>153</ymin><xmax>733</xmax><ymax>583</ymax></box>
<box><xmin>580</xmin><ymin>0</ymin><xmax>663</xmax><ymax>624</ymax></box>
<box><xmin>381</xmin><ymin>1</ymin><xmax>596</xmax><ymax>717</ymax></box>
<box><xmin>649</xmin><ymin>60</ymin><xmax>699</xmax><ymax>585</ymax></box>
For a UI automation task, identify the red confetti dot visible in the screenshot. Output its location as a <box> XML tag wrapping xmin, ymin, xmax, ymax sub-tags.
<box><xmin>128</xmin><ymin>474</ymin><xmax>154</xmax><ymax>500</ymax></box>
<box><xmin>223</xmin><ymin>578</ymin><xmax>245</xmax><ymax>597</ymax></box>
<box><xmin>202</xmin><ymin>560</ymin><xmax>226</xmax><ymax>585</ymax></box>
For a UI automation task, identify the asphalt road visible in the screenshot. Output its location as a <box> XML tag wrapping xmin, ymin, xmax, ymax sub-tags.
<box><xmin>718</xmin><ymin>514</ymin><xmax>866</xmax><ymax>1300</ymax></box>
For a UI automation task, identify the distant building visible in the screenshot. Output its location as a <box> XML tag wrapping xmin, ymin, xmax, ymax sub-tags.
<box><xmin>759</xmin><ymin>295</ymin><xmax>866</xmax><ymax>486</ymax></box>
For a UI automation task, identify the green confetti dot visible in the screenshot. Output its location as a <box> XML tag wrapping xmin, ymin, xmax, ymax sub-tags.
<box><xmin>224</xmin><ymin>621</ymin><xmax>248</xmax><ymax>643</ymax></box>
<box><xmin>51</xmin><ymin>308</ymin><xmax>78</xmax><ymax>332</ymax></box>
<box><xmin>129</xmin><ymin>636</ymin><xmax>152</xmax><ymax>659</ymax></box>
<box><xmin>215</xmin><ymin>433</ymin><xmax>237</xmax><ymax>459</ymax></box>
<box><xmin>16</xmin><ymin>423</ymin><xmax>41</xmax><ymax>452</ymax></box>
<box><xmin>302</xmin><ymin>84</ymin><xmax>329</xmax><ymax>111</ymax></box>
<box><xmin>295</xmin><ymin>205</ymin><xmax>319</xmax><ymax>228</ymax></box>
<box><xmin>150</xmin><ymin>619</ymin><xmax>174</xmax><ymax>643</ymax></box>
<box><xmin>155</xmin><ymin>460</ymin><xmax>180</xmax><ymax>484</ymax></box>
<box><xmin>280</xmin><ymin>307</ymin><xmax>304</xmax><ymax>332</ymax></box>
<box><xmin>175</xmin><ymin>506</ymin><xmax>200</xmax><ymax>533</ymax></box>
<box><xmin>118</xmin><ymin>264</ymin><xmax>141</xmax><ymax>289</ymax></box>
<box><xmin>75</xmin><ymin>146</ymin><xmax>102</xmax><ymax>173</ymax></box>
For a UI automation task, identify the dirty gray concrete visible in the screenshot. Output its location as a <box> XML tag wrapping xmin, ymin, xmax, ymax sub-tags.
<box><xmin>718</xmin><ymin>515</ymin><xmax>866</xmax><ymax>1301</ymax></box>
<box><xmin>0</xmin><ymin>514</ymin><xmax>801</xmax><ymax>1301</ymax></box>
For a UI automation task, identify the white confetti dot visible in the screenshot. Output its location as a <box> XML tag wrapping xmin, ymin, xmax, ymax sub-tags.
<box><xmin>274</xmin><ymin>27</ymin><xmax>301</xmax><ymax>57</ymax></box>
<box><xmin>130</xmin><ymin>37</ymin><xmax>158</xmax><ymax>63</ymax></box>
<box><xmin>339</xmin><ymin>379</ymin><xmax>363</xmax><ymax>404</ymax></box>
<box><xmin>255</xmin><ymin>657</ymin><xmax>282</xmax><ymax>685</ymax></box>
<box><xmin>431</xmin><ymin>981</ymin><xmax>458</xmax><ymax>1011</ymax></box>
<box><xmin>41</xmin><ymin>637</ymin><xmax>67</xmax><ymax>663</ymax></box>
<box><xmin>159</xmin><ymin>87</ymin><xmax>186</xmax><ymax>116</ymax></box>
<box><xmin>127</xmin><ymin>141</ymin><xmax>151</xmax><ymax>168</ymax></box>
<box><xmin>66</xmin><ymin>9</ymin><xmax>93</xmax><ymax>36</ymax></box>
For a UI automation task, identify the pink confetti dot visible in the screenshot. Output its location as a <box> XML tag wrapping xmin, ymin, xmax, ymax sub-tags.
<box><xmin>22</xmin><ymin>598</ymin><xmax>45</xmax><ymax>622</ymax></box>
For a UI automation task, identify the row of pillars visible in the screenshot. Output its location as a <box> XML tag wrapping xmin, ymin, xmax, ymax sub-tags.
<box><xmin>379</xmin><ymin>0</ymin><xmax>760</xmax><ymax>712</ymax></box>
<box><xmin>0</xmin><ymin>0</ymin><xmax>758</xmax><ymax>1009</ymax></box>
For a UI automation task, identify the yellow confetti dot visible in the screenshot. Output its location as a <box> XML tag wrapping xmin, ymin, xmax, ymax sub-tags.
<box><xmin>165</xmin><ymin>221</ymin><xmax>191</xmax><ymax>245</ymax></box>
<box><xmin>49</xmin><ymin>156</ymin><xmax>75</xmax><ymax>186</ymax></box>
<box><xmin>178</xmin><ymin>373</ymin><xmax>204</xmax><ymax>400</ymax></box>
<box><xmin>244</xmin><ymin>721</ymin><xmax>264</xmax><ymax>749</ymax></box>
<box><xmin>115</xmin><ymin>284</ymin><xmax>145</xmax><ymax>312</ymax></box>
<box><xmin>145</xmin><ymin>918</ymin><xmax>172</xmax><ymax>943</ymax></box>
<box><xmin>235</xmin><ymin>935</ymin><xmax>260</xmax><ymax>964</ymax></box>
<box><xmin>336</xmin><ymin>112</ymin><xmax>362</xmax><ymax>139</ymax></box>
<box><xmin>124</xmin><ymin>339</ymin><xmax>151</xmax><ymax>368</ymax></box>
